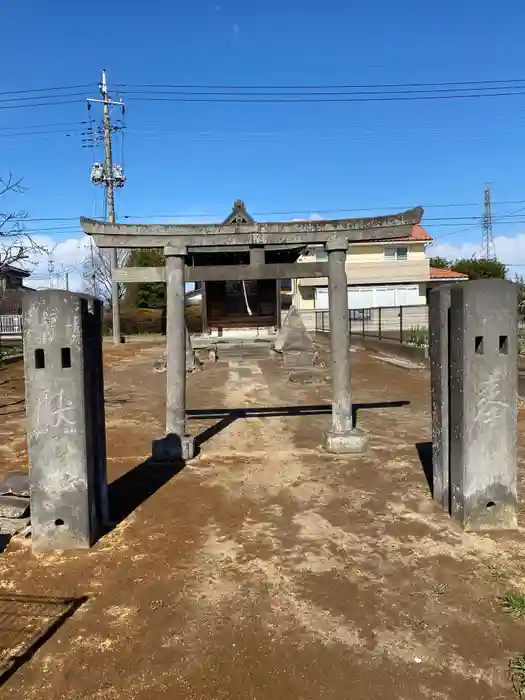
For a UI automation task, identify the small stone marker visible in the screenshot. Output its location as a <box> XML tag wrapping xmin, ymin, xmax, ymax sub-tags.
<box><xmin>274</xmin><ymin>307</ymin><xmax>314</xmax><ymax>367</ymax></box>
<box><xmin>186</xmin><ymin>328</ymin><xmax>202</xmax><ymax>372</ymax></box>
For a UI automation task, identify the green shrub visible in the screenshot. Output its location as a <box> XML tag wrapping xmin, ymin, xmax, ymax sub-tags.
<box><xmin>406</xmin><ymin>325</ymin><xmax>428</xmax><ymax>347</ymax></box>
<box><xmin>102</xmin><ymin>306</ymin><xmax>203</xmax><ymax>336</ymax></box>
<box><xmin>518</xmin><ymin>332</ymin><xmax>525</xmax><ymax>356</ymax></box>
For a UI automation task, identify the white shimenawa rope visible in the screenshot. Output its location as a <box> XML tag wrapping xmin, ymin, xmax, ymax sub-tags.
<box><xmin>241</xmin><ymin>280</ymin><xmax>253</xmax><ymax>316</ymax></box>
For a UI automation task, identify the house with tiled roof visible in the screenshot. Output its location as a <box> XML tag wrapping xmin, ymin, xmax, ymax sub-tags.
<box><xmin>0</xmin><ymin>264</ymin><xmax>32</xmax><ymax>313</ymax></box>
<box><xmin>290</xmin><ymin>222</ymin><xmax>467</xmax><ymax>323</ymax></box>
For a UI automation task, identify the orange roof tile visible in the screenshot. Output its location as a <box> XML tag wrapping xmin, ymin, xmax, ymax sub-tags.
<box><xmin>371</xmin><ymin>223</ymin><xmax>433</xmax><ymax>243</ymax></box>
<box><xmin>430</xmin><ymin>267</ymin><xmax>469</xmax><ymax>279</ymax></box>
<box><xmin>410</xmin><ymin>224</ymin><xmax>433</xmax><ymax>241</ymax></box>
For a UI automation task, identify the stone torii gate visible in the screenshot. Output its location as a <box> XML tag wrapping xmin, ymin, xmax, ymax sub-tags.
<box><xmin>81</xmin><ymin>205</ymin><xmax>424</xmax><ymax>458</ymax></box>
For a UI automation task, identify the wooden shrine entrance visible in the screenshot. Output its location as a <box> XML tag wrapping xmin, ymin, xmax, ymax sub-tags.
<box><xmin>81</xmin><ymin>201</ymin><xmax>424</xmax><ymax>458</ymax></box>
<box><xmin>206</xmin><ymin>280</ymin><xmax>278</xmax><ymax>333</ymax></box>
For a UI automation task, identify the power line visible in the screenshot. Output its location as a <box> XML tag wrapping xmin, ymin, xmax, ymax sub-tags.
<box><xmin>0</xmin><ymin>99</ymin><xmax>85</xmax><ymax>111</ymax></box>
<box><xmin>119</xmin><ymin>86</ymin><xmax>525</xmax><ymax>98</ymax></box>
<box><xmin>123</xmin><ymin>91</ymin><xmax>525</xmax><ymax>104</ymax></box>
<box><xmin>0</xmin><ymin>121</ymin><xmax>86</xmax><ymax>131</ymax></box>
<box><xmin>116</xmin><ymin>78</ymin><xmax>525</xmax><ymax>89</ymax></box>
<box><xmin>0</xmin><ymin>84</ymin><xmax>94</xmax><ymax>97</ymax></box>
<box><xmin>0</xmin><ymin>92</ymin><xmax>89</xmax><ymax>105</ymax></box>
<box><xmin>12</xmin><ymin>202</ymin><xmax>525</xmax><ymax>225</ymax></box>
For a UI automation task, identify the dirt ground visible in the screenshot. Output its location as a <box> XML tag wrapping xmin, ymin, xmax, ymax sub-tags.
<box><xmin>1</xmin><ymin>340</ymin><xmax>525</xmax><ymax>699</ymax></box>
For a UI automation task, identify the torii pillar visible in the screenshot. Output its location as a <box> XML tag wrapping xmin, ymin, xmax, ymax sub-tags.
<box><xmin>324</xmin><ymin>242</ymin><xmax>367</xmax><ymax>453</ymax></box>
<box><xmin>152</xmin><ymin>248</ymin><xmax>195</xmax><ymax>462</ymax></box>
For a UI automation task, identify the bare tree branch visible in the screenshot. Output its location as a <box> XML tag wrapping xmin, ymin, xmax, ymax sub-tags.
<box><xmin>0</xmin><ymin>174</ymin><xmax>48</xmax><ymax>274</ymax></box>
<box><xmin>83</xmin><ymin>246</ymin><xmax>128</xmax><ymax>305</ymax></box>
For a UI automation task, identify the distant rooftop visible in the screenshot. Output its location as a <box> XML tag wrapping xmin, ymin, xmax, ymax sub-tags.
<box><xmin>1</xmin><ymin>264</ymin><xmax>31</xmax><ymax>278</ymax></box>
<box><xmin>430</xmin><ymin>267</ymin><xmax>468</xmax><ymax>280</ymax></box>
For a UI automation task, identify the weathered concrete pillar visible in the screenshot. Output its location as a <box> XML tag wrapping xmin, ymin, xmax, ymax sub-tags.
<box><xmin>428</xmin><ymin>284</ymin><xmax>452</xmax><ymax>510</ymax></box>
<box><xmin>324</xmin><ymin>244</ymin><xmax>367</xmax><ymax>454</ymax></box>
<box><xmin>449</xmin><ymin>279</ymin><xmax>518</xmax><ymax>530</ymax></box>
<box><xmin>166</xmin><ymin>253</ymin><xmax>186</xmax><ymax>438</ymax></box>
<box><xmin>153</xmin><ymin>251</ymin><xmax>195</xmax><ymax>462</ymax></box>
<box><xmin>22</xmin><ymin>291</ymin><xmax>108</xmax><ymax>552</ymax></box>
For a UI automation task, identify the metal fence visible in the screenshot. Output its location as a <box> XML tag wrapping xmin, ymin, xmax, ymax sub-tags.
<box><xmin>0</xmin><ymin>314</ymin><xmax>22</xmax><ymax>338</ymax></box>
<box><xmin>314</xmin><ymin>304</ymin><xmax>430</xmax><ymax>345</ymax></box>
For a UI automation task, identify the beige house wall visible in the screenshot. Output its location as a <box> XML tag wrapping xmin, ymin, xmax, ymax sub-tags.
<box><xmin>292</xmin><ymin>241</ymin><xmax>431</xmax><ymax>310</ymax></box>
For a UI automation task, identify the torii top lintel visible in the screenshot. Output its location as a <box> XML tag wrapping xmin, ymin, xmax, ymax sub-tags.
<box><xmin>80</xmin><ymin>205</ymin><xmax>424</xmax><ymax>252</ymax></box>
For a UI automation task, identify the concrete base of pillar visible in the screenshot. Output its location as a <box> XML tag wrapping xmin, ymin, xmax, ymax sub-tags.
<box><xmin>283</xmin><ymin>351</ymin><xmax>315</xmax><ymax>369</ymax></box>
<box><xmin>152</xmin><ymin>434</ymin><xmax>196</xmax><ymax>462</ymax></box>
<box><xmin>458</xmin><ymin>486</ymin><xmax>518</xmax><ymax>532</ymax></box>
<box><xmin>324</xmin><ymin>428</ymin><xmax>368</xmax><ymax>454</ymax></box>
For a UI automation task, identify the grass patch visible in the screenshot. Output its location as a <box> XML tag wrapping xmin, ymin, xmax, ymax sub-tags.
<box><xmin>501</xmin><ymin>591</ymin><xmax>525</xmax><ymax>619</ymax></box>
<box><xmin>406</xmin><ymin>325</ymin><xmax>428</xmax><ymax>347</ymax></box>
<box><xmin>430</xmin><ymin>583</ymin><xmax>446</xmax><ymax>598</ymax></box>
<box><xmin>510</xmin><ymin>654</ymin><xmax>525</xmax><ymax>698</ymax></box>
<box><xmin>519</xmin><ymin>332</ymin><xmax>525</xmax><ymax>356</ymax></box>
<box><xmin>488</xmin><ymin>564</ymin><xmax>509</xmax><ymax>583</ymax></box>
<box><xmin>0</xmin><ymin>346</ymin><xmax>22</xmax><ymax>362</ymax></box>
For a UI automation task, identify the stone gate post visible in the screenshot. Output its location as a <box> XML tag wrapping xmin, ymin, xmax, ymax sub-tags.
<box><xmin>22</xmin><ymin>291</ymin><xmax>108</xmax><ymax>552</ymax></box>
<box><xmin>449</xmin><ymin>279</ymin><xmax>518</xmax><ymax>530</ymax></box>
<box><xmin>429</xmin><ymin>284</ymin><xmax>452</xmax><ymax>510</ymax></box>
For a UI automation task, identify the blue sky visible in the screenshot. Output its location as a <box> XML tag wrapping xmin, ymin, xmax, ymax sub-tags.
<box><xmin>2</xmin><ymin>0</ymin><xmax>525</xmax><ymax>288</ymax></box>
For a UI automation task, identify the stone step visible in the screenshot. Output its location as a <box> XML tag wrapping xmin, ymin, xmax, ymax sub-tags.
<box><xmin>0</xmin><ymin>516</ymin><xmax>30</xmax><ymax>536</ymax></box>
<box><xmin>215</xmin><ymin>345</ymin><xmax>274</xmax><ymax>360</ymax></box>
<box><xmin>0</xmin><ymin>471</ymin><xmax>29</xmax><ymax>497</ymax></box>
<box><xmin>0</xmin><ymin>495</ymin><xmax>30</xmax><ymax>519</ymax></box>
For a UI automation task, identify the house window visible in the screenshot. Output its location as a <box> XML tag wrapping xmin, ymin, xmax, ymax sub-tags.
<box><xmin>384</xmin><ymin>246</ymin><xmax>408</xmax><ymax>261</ymax></box>
<box><xmin>315</xmin><ymin>248</ymin><xmax>328</xmax><ymax>262</ymax></box>
<box><xmin>395</xmin><ymin>285</ymin><xmax>420</xmax><ymax>306</ymax></box>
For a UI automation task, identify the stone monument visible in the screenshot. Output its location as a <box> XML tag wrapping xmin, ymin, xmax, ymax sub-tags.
<box><xmin>274</xmin><ymin>306</ymin><xmax>315</xmax><ymax>368</ymax></box>
<box><xmin>22</xmin><ymin>291</ymin><xmax>108</xmax><ymax>551</ymax></box>
<box><xmin>429</xmin><ymin>279</ymin><xmax>518</xmax><ymax>530</ymax></box>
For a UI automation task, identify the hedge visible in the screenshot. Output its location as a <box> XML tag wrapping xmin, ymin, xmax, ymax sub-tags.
<box><xmin>103</xmin><ymin>306</ymin><xmax>203</xmax><ymax>336</ymax></box>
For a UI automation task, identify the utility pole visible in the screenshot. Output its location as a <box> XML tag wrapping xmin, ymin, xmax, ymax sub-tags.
<box><xmin>101</xmin><ymin>70</ymin><xmax>121</xmax><ymax>344</ymax></box>
<box><xmin>87</xmin><ymin>70</ymin><xmax>126</xmax><ymax>344</ymax></box>
<box><xmin>47</xmin><ymin>252</ymin><xmax>55</xmax><ymax>289</ymax></box>
<box><xmin>483</xmin><ymin>182</ymin><xmax>496</xmax><ymax>260</ymax></box>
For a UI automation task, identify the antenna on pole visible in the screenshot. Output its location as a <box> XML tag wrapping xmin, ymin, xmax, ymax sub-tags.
<box><xmin>483</xmin><ymin>183</ymin><xmax>496</xmax><ymax>260</ymax></box>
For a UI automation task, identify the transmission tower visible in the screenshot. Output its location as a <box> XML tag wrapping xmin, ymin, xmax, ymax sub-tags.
<box><xmin>483</xmin><ymin>183</ymin><xmax>496</xmax><ymax>260</ymax></box>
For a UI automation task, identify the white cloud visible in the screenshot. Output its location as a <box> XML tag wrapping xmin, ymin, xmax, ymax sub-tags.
<box><xmin>25</xmin><ymin>234</ymin><xmax>91</xmax><ymax>292</ymax></box>
<box><xmin>429</xmin><ymin>232</ymin><xmax>525</xmax><ymax>279</ymax></box>
<box><xmin>290</xmin><ymin>212</ymin><xmax>325</xmax><ymax>222</ymax></box>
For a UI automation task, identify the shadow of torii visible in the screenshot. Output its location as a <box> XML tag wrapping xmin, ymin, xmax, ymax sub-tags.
<box><xmin>108</xmin><ymin>399</ymin><xmax>410</xmax><ymax>527</ymax></box>
<box><xmin>188</xmin><ymin>400</ymin><xmax>410</xmax><ymax>450</ymax></box>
